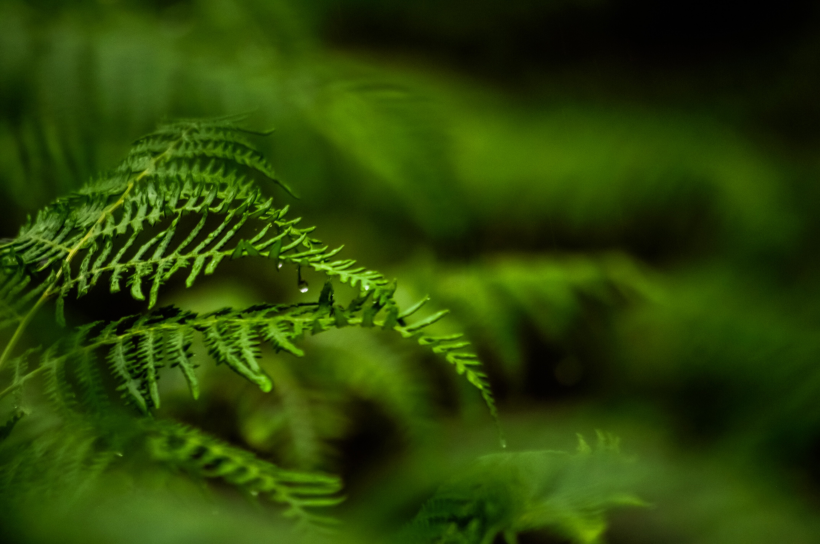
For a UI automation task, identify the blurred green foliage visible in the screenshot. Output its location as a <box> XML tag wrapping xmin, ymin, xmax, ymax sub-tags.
<box><xmin>2</xmin><ymin>0</ymin><xmax>820</xmax><ymax>542</ymax></box>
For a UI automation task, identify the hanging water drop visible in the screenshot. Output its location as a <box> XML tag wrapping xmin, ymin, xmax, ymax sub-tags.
<box><xmin>277</xmin><ymin>262</ymin><xmax>283</xmax><ymax>269</ymax></box>
<box><xmin>297</xmin><ymin>265</ymin><xmax>308</xmax><ymax>293</ymax></box>
<box><xmin>363</xmin><ymin>283</ymin><xmax>370</xmax><ymax>291</ymax></box>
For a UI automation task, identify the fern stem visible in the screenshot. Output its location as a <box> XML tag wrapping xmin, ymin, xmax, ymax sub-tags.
<box><xmin>0</xmin><ymin>130</ymin><xmax>189</xmax><ymax>374</ymax></box>
<box><xmin>0</xmin><ymin>294</ymin><xmax>48</xmax><ymax>377</ymax></box>
<box><xmin>0</xmin><ymin>364</ymin><xmax>46</xmax><ymax>402</ymax></box>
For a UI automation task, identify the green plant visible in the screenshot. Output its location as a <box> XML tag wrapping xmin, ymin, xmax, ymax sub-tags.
<box><xmin>0</xmin><ymin>118</ymin><xmax>646</xmax><ymax>544</ymax></box>
<box><xmin>0</xmin><ymin>117</ymin><xmax>496</xmax><ymax>530</ymax></box>
<box><xmin>402</xmin><ymin>433</ymin><xmax>644</xmax><ymax>544</ymax></box>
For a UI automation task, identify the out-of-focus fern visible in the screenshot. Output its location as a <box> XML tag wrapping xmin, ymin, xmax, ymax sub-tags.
<box><xmin>0</xmin><ymin>0</ymin><xmax>464</xmax><ymax>244</ymax></box>
<box><xmin>444</xmin><ymin>98</ymin><xmax>798</xmax><ymax>258</ymax></box>
<box><xmin>0</xmin><ymin>420</ymin><xmax>120</xmax><ymax>508</ymax></box>
<box><xmin>145</xmin><ymin>420</ymin><xmax>344</xmax><ymax>530</ymax></box>
<box><xmin>615</xmin><ymin>269</ymin><xmax>820</xmax><ymax>456</ymax></box>
<box><xmin>0</xmin><ymin>118</ymin><xmax>496</xmax><ymax>529</ymax></box>
<box><xmin>408</xmin><ymin>254</ymin><xmax>656</xmax><ymax>391</ymax></box>
<box><xmin>238</xmin><ymin>324</ymin><xmax>435</xmax><ymax>470</ymax></box>
<box><xmin>402</xmin><ymin>433</ymin><xmax>644</xmax><ymax>544</ymax></box>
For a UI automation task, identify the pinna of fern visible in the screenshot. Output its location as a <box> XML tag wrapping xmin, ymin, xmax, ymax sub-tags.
<box><xmin>0</xmin><ymin>118</ymin><xmax>498</xmax><ymax>527</ymax></box>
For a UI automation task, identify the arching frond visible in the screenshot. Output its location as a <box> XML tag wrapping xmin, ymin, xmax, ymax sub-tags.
<box><xmin>393</xmin><ymin>295</ymin><xmax>497</xmax><ymax>420</ymax></box>
<box><xmin>0</xmin><ymin>119</ymin><xmax>394</xmax><ymax>331</ymax></box>
<box><xmin>413</xmin><ymin>254</ymin><xmax>657</xmax><ymax>390</ymax></box>
<box><xmin>145</xmin><ymin>420</ymin><xmax>343</xmax><ymax>530</ymax></box>
<box><xmin>2</xmin><ymin>282</ymin><xmax>496</xmax><ymax>421</ymax></box>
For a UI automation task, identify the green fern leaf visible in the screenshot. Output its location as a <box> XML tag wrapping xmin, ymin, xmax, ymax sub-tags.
<box><xmin>145</xmin><ymin>420</ymin><xmax>342</xmax><ymax>529</ymax></box>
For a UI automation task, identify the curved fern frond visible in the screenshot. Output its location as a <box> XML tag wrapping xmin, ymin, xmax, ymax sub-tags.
<box><xmin>394</xmin><ymin>295</ymin><xmax>497</xmax><ymax>420</ymax></box>
<box><xmin>145</xmin><ymin>420</ymin><xmax>342</xmax><ymax>530</ymax></box>
<box><xmin>0</xmin><ymin>415</ymin><xmax>340</xmax><ymax>530</ymax></box>
<box><xmin>413</xmin><ymin>254</ymin><xmax>658</xmax><ymax>393</ymax></box>
<box><xmin>0</xmin><ymin>118</ymin><xmax>392</xmax><ymax>335</ymax></box>
<box><xmin>1</xmin><ymin>282</ymin><xmax>496</xmax><ymax>420</ymax></box>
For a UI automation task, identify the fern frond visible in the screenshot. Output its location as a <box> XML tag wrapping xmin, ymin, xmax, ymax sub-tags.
<box><xmin>303</xmin><ymin>327</ymin><xmax>432</xmax><ymax>455</ymax></box>
<box><xmin>4</xmin><ymin>280</ymin><xmax>496</xmax><ymax>424</ymax></box>
<box><xmin>145</xmin><ymin>420</ymin><xmax>343</xmax><ymax>530</ymax></box>
<box><xmin>0</xmin><ymin>119</ymin><xmax>396</xmax><ymax>333</ymax></box>
<box><xmin>0</xmin><ymin>267</ymin><xmax>49</xmax><ymax>332</ymax></box>
<box><xmin>0</xmin><ymin>420</ymin><xmax>119</xmax><ymax>506</ymax></box>
<box><xmin>7</xmin><ymin>347</ymin><xmax>34</xmax><ymax>409</ymax></box>
<box><xmin>125</xmin><ymin>119</ymin><xmax>293</xmax><ymax>195</ymax></box>
<box><xmin>413</xmin><ymin>254</ymin><xmax>657</xmax><ymax>391</ymax></box>
<box><xmin>403</xmin><ymin>434</ymin><xmax>644</xmax><ymax>544</ymax></box>
<box><xmin>393</xmin><ymin>296</ymin><xmax>497</xmax><ymax>420</ymax></box>
<box><xmin>260</xmin><ymin>356</ymin><xmax>325</xmax><ymax>469</ymax></box>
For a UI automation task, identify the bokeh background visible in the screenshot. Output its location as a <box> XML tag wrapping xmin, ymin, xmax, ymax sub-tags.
<box><xmin>2</xmin><ymin>0</ymin><xmax>820</xmax><ymax>542</ymax></box>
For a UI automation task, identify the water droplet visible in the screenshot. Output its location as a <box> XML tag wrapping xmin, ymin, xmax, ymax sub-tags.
<box><xmin>363</xmin><ymin>284</ymin><xmax>370</xmax><ymax>291</ymax></box>
<box><xmin>500</xmin><ymin>438</ymin><xmax>507</xmax><ymax>449</ymax></box>
<box><xmin>296</xmin><ymin>265</ymin><xmax>309</xmax><ymax>293</ymax></box>
<box><xmin>277</xmin><ymin>262</ymin><xmax>283</xmax><ymax>269</ymax></box>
